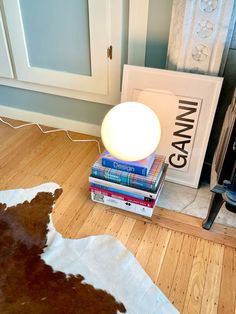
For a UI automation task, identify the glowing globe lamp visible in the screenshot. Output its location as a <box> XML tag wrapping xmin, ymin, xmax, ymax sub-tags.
<box><xmin>101</xmin><ymin>101</ymin><xmax>161</xmax><ymax>161</ymax></box>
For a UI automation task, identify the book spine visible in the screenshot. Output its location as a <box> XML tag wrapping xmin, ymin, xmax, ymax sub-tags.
<box><xmin>89</xmin><ymin>186</ymin><xmax>155</xmax><ymax>207</ymax></box>
<box><xmin>89</xmin><ymin>176</ymin><xmax>157</xmax><ymax>199</ymax></box>
<box><xmin>91</xmin><ymin>167</ymin><xmax>161</xmax><ymax>192</ymax></box>
<box><xmin>90</xmin><ymin>191</ymin><xmax>154</xmax><ymax>217</ymax></box>
<box><xmin>102</xmin><ymin>158</ymin><xmax>147</xmax><ymax>176</ymax></box>
<box><xmin>90</xmin><ymin>183</ymin><xmax>153</xmax><ymax>201</ymax></box>
<box><xmin>155</xmin><ymin>174</ymin><xmax>165</xmax><ymax>205</ymax></box>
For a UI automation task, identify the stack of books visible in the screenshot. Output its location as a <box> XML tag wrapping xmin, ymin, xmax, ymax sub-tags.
<box><xmin>89</xmin><ymin>150</ymin><xmax>168</xmax><ymax>217</ymax></box>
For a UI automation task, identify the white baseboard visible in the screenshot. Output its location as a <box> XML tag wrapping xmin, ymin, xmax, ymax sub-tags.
<box><xmin>0</xmin><ymin>104</ymin><xmax>101</xmax><ymax>137</ymax></box>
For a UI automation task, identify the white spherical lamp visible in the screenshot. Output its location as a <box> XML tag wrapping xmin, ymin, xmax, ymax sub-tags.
<box><xmin>101</xmin><ymin>101</ymin><xmax>161</xmax><ymax>161</ymax></box>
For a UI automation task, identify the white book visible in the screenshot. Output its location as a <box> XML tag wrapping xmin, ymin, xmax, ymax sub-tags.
<box><xmin>91</xmin><ymin>191</ymin><xmax>155</xmax><ymax>217</ymax></box>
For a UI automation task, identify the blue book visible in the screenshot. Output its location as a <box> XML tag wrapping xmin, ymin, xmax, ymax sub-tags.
<box><xmin>91</xmin><ymin>154</ymin><xmax>165</xmax><ymax>192</ymax></box>
<box><xmin>101</xmin><ymin>150</ymin><xmax>156</xmax><ymax>176</ymax></box>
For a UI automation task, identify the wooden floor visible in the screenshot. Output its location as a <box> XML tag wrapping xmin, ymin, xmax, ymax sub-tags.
<box><xmin>0</xmin><ymin>119</ymin><xmax>236</xmax><ymax>314</ymax></box>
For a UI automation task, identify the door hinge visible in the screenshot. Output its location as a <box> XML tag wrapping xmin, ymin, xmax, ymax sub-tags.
<box><xmin>107</xmin><ymin>45</ymin><xmax>112</xmax><ymax>60</ymax></box>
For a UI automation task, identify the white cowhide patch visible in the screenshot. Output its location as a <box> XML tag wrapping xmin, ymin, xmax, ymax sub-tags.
<box><xmin>0</xmin><ymin>183</ymin><xmax>178</xmax><ymax>314</ymax></box>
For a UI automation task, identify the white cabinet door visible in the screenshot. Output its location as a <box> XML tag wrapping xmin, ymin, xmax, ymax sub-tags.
<box><xmin>0</xmin><ymin>10</ymin><xmax>13</xmax><ymax>78</ymax></box>
<box><xmin>3</xmin><ymin>0</ymin><xmax>109</xmax><ymax>95</ymax></box>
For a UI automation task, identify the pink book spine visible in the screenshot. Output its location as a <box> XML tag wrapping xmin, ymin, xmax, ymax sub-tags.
<box><xmin>89</xmin><ymin>186</ymin><xmax>156</xmax><ymax>208</ymax></box>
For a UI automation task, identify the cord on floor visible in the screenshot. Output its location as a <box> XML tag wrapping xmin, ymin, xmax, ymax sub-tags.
<box><xmin>0</xmin><ymin>117</ymin><xmax>101</xmax><ymax>154</ymax></box>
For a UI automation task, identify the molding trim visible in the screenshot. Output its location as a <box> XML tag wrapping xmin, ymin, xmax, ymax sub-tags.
<box><xmin>166</xmin><ymin>0</ymin><xmax>235</xmax><ymax>75</ymax></box>
<box><xmin>0</xmin><ymin>104</ymin><xmax>101</xmax><ymax>137</ymax></box>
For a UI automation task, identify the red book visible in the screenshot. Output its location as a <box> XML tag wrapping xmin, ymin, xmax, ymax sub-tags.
<box><xmin>89</xmin><ymin>185</ymin><xmax>156</xmax><ymax>208</ymax></box>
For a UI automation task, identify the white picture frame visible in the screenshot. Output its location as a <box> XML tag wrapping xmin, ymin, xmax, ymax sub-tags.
<box><xmin>121</xmin><ymin>65</ymin><xmax>223</xmax><ymax>188</ymax></box>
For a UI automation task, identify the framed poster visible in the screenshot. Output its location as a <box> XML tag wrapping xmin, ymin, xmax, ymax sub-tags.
<box><xmin>121</xmin><ymin>65</ymin><xmax>223</xmax><ymax>188</ymax></box>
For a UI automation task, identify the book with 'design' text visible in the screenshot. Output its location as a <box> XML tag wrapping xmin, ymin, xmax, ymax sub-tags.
<box><xmin>101</xmin><ymin>150</ymin><xmax>156</xmax><ymax>176</ymax></box>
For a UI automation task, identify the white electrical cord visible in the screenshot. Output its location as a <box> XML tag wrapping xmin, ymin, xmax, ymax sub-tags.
<box><xmin>0</xmin><ymin>117</ymin><xmax>101</xmax><ymax>154</ymax></box>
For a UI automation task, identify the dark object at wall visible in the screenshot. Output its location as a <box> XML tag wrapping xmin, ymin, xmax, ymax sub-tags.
<box><xmin>202</xmin><ymin>87</ymin><xmax>236</xmax><ymax>230</ymax></box>
<box><xmin>204</xmin><ymin>49</ymin><xmax>236</xmax><ymax>177</ymax></box>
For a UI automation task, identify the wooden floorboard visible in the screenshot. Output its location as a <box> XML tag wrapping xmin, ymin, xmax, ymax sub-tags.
<box><xmin>105</xmin><ymin>206</ymin><xmax>236</xmax><ymax>249</ymax></box>
<box><xmin>183</xmin><ymin>239</ymin><xmax>211</xmax><ymax>313</ymax></box>
<box><xmin>169</xmin><ymin>234</ymin><xmax>197</xmax><ymax>311</ymax></box>
<box><xmin>0</xmin><ymin>119</ymin><xmax>236</xmax><ymax>313</ymax></box>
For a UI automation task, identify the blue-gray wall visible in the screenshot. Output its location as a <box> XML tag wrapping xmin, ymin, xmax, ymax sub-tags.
<box><xmin>145</xmin><ymin>0</ymin><xmax>173</xmax><ymax>69</ymax></box>
<box><xmin>0</xmin><ymin>86</ymin><xmax>110</xmax><ymax>124</ymax></box>
<box><xmin>0</xmin><ymin>1</ymin><xmax>173</xmax><ymax>126</ymax></box>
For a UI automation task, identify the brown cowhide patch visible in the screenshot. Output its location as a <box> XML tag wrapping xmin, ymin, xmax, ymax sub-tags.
<box><xmin>0</xmin><ymin>189</ymin><xmax>126</xmax><ymax>314</ymax></box>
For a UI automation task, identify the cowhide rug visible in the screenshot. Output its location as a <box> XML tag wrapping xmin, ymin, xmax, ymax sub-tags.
<box><xmin>0</xmin><ymin>183</ymin><xmax>178</xmax><ymax>314</ymax></box>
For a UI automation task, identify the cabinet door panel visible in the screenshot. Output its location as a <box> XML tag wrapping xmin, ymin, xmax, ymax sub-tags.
<box><xmin>4</xmin><ymin>0</ymin><xmax>108</xmax><ymax>94</ymax></box>
<box><xmin>20</xmin><ymin>0</ymin><xmax>91</xmax><ymax>76</ymax></box>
